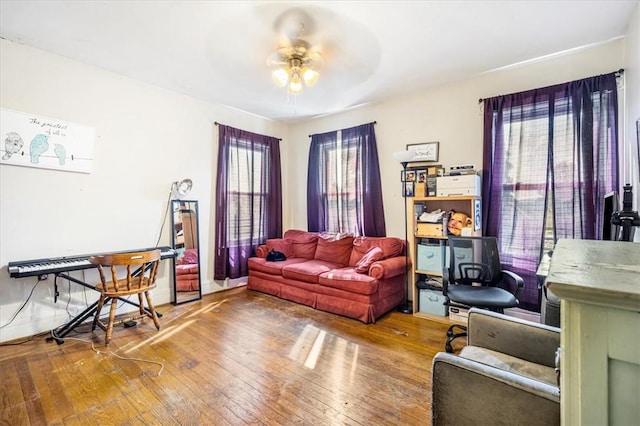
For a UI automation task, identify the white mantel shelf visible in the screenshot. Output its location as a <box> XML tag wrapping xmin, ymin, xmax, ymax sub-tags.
<box><xmin>546</xmin><ymin>239</ymin><xmax>640</xmax><ymax>312</ymax></box>
<box><xmin>546</xmin><ymin>238</ymin><xmax>640</xmax><ymax>425</ymax></box>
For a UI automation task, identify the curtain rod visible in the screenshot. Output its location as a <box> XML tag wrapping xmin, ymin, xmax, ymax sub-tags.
<box><xmin>308</xmin><ymin>121</ymin><xmax>377</xmax><ymax>138</ymax></box>
<box><xmin>214</xmin><ymin>121</ymin><xmax>282</xmax><ymax>141</ymax></box>
<box><xmin>478</xmin><ymin>69</ymin><xmax>625</xmax><ymax>104</ymax></box>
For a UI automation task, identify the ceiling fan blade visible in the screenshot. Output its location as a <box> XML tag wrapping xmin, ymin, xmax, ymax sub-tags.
<box><xmin>273</xmin><ymin>7</ymin><xmax>317</xmax><ymax>41</ymax></box>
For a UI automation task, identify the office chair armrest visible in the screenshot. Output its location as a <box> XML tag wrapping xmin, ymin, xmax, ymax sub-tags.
<box><xmin>467</xmin><ymin>309</ymin><xmax>560</xmax><ymax>367</ymax></box>
<box><xmin>442</xmin><ymin>267</ymin><xmax>450</xmax><ymax>297</ymax></box>
<box><xmin>431</xmin><ymin>352</ymin><xmax>559</xmax><ymax>426</ymax></box>
<box><xmin>502</xmin><ymin>269</ymin><xmax>525</xmax><ymax>298</ymax></box>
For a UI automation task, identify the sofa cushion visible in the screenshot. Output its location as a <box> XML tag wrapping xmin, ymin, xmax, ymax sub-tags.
<box><xmin>349</xmin><ymin>236</ymin><xmax>404</xmax><ymax>266</ymax></box>
<box><xmin>318</xmin><ymin>267</ymin><xmax>378</xmax><ymax>295</ymax></box>
<box><xmin>314</xmin><ymin>234</ymin><xmax>354</xmax><ymax>266</ymax></box>
<box><xmin>459</xmin><ymin>345</ymin><xmax>558</xmax><ymax>387</ymax></box>
<box><xmin>354</xmin><ymin>246</ymin><xmax>384</xmax><ymax>273</ymax></box>
<box><xmin>281</xmin><ymin>260</ymin><xmax>342</xmax><ymax>284</ymax></box>
<box><xmin>284</xmin><ymin>230</ymin><xmax>319</xmax><ymax>259</ymax></box>
<box><xmin>266</xmin><ymin>238</ymin><xmax>294</xmax><ymax>258</ymax></box>
<box><xmin>248</xmin><ymin>257</ymin><xmax>307</xmax><ymax>276</ymax></box>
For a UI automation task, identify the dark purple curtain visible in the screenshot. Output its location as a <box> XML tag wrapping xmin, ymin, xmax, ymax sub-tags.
<box><xmin>482</xmin><ymin>72</ymin><xmax>619</xmax><ymax>312</ymax></box>
<box><xmin>214</xmin><ymin>125</ymin><xmax>282</xmax><ymax>280</ymax></box>
<box><xmin>307</xmin><ymin>122</ymin><xmax>386</xmax><ymax>236</ymax></box>
<box><xmin>307</xmin><ymin>130</ymin><xmax>337</xmax><ymax>233</ymax></box>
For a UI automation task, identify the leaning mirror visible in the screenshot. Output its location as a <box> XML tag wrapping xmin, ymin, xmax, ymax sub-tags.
<box><xmin>171</xmin><ymin>200</ymin><xmax>202</xmax><ymax>304</ymax></box>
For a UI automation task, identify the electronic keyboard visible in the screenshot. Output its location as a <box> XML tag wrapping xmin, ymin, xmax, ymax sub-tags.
<box><xmin>7</xmin><ymin>246</ymin><xmax>176</xmax><ymax>278</ymax></box>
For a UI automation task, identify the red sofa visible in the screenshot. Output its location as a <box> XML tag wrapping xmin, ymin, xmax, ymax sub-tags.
<box><xmin>176</xmin><ymin>248</ymin><xmax>200</xmax><ymax>291</ymax></box>
<box><xmin>247</xmin><ymin>230</ymin><xmax>409</xmax><ymax>323</ymax></box>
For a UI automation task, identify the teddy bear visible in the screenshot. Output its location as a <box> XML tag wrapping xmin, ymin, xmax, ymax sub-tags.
<box><xmin>447</xmin><ymin>211</ymin><xmax>472</xmax><ymax>236</ymax></box>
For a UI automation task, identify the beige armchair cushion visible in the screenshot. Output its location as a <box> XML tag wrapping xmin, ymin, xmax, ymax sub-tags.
<box><xmin>459</xmin><ymin>345</ymin><xmax>557</xmax><ymax>387</ymax></box>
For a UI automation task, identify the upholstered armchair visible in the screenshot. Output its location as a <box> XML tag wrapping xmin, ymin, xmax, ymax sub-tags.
<box><xmin>431</xmin><ymin>308</ymin><xmax>560</xmax><ymax>426</ymax></box>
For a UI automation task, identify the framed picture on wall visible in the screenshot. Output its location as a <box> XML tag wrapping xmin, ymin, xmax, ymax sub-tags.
<box><xmin>407</xmin><ymin>142</ymin><xmax>439</xmax><ymax>162</ymax></box>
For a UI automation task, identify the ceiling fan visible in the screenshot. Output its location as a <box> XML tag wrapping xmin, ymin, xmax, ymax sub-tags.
<box><xmin>266</xmin><ymin>9</ymin><xmax>325</xmax><ymax>94</ymax></box>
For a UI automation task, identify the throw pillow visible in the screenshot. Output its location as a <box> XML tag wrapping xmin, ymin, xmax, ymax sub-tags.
<box><xmin>182</xmin><ymin>248</ymin><xmax>199</xmax><ymax>264</ymax></box>
<box><xmin>349</xmin><ymin>236</ymin><xmax>404</xmax><ymax>265</ymax></box>
<box><xmin>354</xmin><ymin>246</ymin><xmax>384</xmax><ymax>273</ymax></box>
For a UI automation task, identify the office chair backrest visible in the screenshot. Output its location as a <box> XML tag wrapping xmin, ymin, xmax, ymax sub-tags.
<box><xmin>448</xmin><ymin>236</ymin><xmax>503</xmax><ymax>286</ymax></box>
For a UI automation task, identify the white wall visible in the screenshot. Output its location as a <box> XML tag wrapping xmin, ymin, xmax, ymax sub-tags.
<box><xmin>287</xmin><ymin>39</ymin><xmax>626</xmax><ymax>240</ymax></box>
<box><xmin>0</xmin><ymin>39</ymin><xmax>287</xmax><ymax>342</ymax></box>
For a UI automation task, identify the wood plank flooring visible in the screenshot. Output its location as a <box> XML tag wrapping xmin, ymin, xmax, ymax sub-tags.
<box><xmin>0</xmin><ymin>287</ymin><xmax>459</xmax><ymax>425</ymax></box>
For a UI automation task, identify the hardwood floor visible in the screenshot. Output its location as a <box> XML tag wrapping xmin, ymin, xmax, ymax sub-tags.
<box><xmin>0</xmin><ymin>287</ymin><xmax>458</xmax><ymax>425</ymax></box>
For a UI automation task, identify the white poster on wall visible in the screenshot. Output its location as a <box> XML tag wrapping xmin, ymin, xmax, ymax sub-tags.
<box><xmin>0</xmin><ymin>107</ymin><xmax>95</xmax><ymax>173</ymax></box>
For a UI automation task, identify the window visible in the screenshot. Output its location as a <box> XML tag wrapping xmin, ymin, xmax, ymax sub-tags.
<box><xmin>226</xmin><ymin>142</ymin><xmax>267</xmax><ymax>246</ymax></box>
<box><xmin>324</xmin><ymin>134</ymin><xmax>361</xmax><ymax>233</ymax></box>
<box><xmin>307</xmin><ymin>122</ymin><xmax>386</xmax><ymax>237</ymax></box>
<box><xmin>483</xmin><ymin>72</ymin><xmax>619</xmax><ymax>311</ymax></box>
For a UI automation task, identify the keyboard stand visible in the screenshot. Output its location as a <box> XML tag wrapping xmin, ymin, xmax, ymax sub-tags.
<box><xmin>47</xmin><ymin>267</ymin><xmax>163</xmax><ymax>344</ymax></box>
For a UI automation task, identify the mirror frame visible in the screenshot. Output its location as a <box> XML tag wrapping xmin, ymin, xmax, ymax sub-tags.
<box><xmin>171</xmin><ymin>199</ymin><xmax>202</xmax><ymax>305</ymax></box>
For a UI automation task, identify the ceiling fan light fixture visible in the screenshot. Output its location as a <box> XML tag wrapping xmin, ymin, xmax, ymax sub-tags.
<box><xmin>302</xmin><ymin>68</ymin><xmax>319</xmax><ymax>86</ymax></box>
<box><xmin>288</xmin><ymin>71</ymin><xmax>303</xmax><ymax>94</ymax></box>
<box><xmin>272</xmin><ymin>68</ymin><xmax>289</xmax><ymax>87</ymax></box>
<box><xmin>268</xmin><ymin>33</ymin><xmax>322</xmax><ymax>95</ymax></box>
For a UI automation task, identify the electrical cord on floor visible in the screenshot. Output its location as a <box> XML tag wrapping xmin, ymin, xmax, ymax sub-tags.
<box><xmin>0</xmin><ymin>279</ymin><xmax>40</xmax><ymax>330</ymax></box>
<box><xmin>52</xmin><ymin>331</ymin><xmax>165</xmax><ymax>376</ymax></box>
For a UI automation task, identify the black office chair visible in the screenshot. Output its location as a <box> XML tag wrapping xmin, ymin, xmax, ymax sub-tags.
<box><xmin>442</xmin><ymin>236</ymin><xmax>524</xmax><ymax>353</ymax></box>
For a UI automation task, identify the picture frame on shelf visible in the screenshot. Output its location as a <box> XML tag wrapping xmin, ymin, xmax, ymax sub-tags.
<box><xmin>404</xmin><ymin>181</ymin><xmax>415</xmax><ymax>197</ymax></box>
<box><xmin>402</xmin><ymin>170</ymin><xmax>416</xmax><ymax>182</ymax></box>
<box><xmin>416</xmin><ymin>169</ymin><xmax>427</xmax><ymax>183</ymax></box>
<box><xmin>407</xmin><ymin>142</ymin><xmax>439</xmax><ymax>162</ymax></box>
<box><xmin>474</xmin><ymin>198</ymin><xmax>482</xmax><ymax>231</ymax></box>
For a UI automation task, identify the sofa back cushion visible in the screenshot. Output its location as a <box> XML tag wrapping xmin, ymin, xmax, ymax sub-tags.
<box><xmin>314</xmin><ymin>234</ymin><xmax>354</xmax><ymax>266</ymax></box>
<box><xmin>284</xmin><ymin>229</ymin><xmax>319</xmax><ymax>259</ymax></box>
<box><xmin>266</xmin><ymin>239</ymin><xmax>294</xmax><ymax>258</ymax></box>
<box><xmin>349</xmin><ymin>236</ymin><xmax>404</xmax><ymax>266</ymax></box>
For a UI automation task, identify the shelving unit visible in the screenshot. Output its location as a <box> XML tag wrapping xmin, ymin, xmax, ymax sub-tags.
<box><xmin>173</xmin><ymin>207</ymin><xmax>197</xmax><ymax>250</ymax></box>
<box><xmin>406</xmin><ymin>195</ymin><xmax>482</xmax><ymax>320</ymax></box>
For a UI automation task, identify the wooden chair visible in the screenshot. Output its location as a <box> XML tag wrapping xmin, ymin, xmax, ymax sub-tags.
<box><xmin>90</xmin><ymin>249</ymin><xmax>162</xmax><ymax>345</ymax></box>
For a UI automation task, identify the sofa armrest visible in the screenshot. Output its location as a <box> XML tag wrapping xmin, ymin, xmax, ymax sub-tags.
<box><xmin>255</xmin><ymin>245</ymin><xmax>269</xmax><ymax>258</ymax></box>
<box><xmin>467</xmin><ymin>308</ymin><xmax>560</xmax><ymax>367</ymax></box>
<box><xmin>432</xmin><ymin>352</ymin><xmax>559</xmax><ymax>426</ymax></box>
<box><xmin>369</xmin><ymin>256</ymin><xmax>410</xmax><ymax>280</ymax></box>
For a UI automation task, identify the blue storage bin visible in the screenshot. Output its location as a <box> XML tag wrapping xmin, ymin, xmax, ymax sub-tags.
<box><xmin>417</xmin><ymin>243</ymin><xmax>445</xmax><ymax>274</ymax></box>
<box><xmin>419</xmin><ymin>289</ymin><xmax>448</xmax><ymax>316</ymax></box>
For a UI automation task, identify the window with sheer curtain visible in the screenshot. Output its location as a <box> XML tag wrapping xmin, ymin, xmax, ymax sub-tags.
<box><xmin>214</xmin><ymin>125</ymin><xmax>282</xmax><ymax>280</ymax></box>
<box><xmin>307</xmin><ymin>122</ymin><xmax>386</xmax><ymax>237</ymax></box>
<box><xmin>482</xmin><ymin>72</ymin><xmax>619</xmax><ymax>311</ymax></box>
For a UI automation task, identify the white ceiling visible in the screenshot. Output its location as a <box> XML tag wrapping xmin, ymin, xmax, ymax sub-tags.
<box><xmin>0</xmin><ymin>1</ymin><xmax>637</xmax><ymax>123</ymax></box>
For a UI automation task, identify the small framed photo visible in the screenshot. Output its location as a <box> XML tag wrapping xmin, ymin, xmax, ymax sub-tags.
<box><xmin>401</xmin><ymin>170</ymin><xmax>416</xmax><ymax>182</ymax></box>
<box><xmin>403</xmin><ymin>181</ymin><xmax>415</xmax><ymax>197</ymax></box>
<box><xmin>416</xmin><ymin>169</ymin><xmax>427</xmax><ymax>183</ymax></box>
<box><xmin>407</xmin><ymin>142</ymin><xmax>439</xmax><ymax>162</ymax></box>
